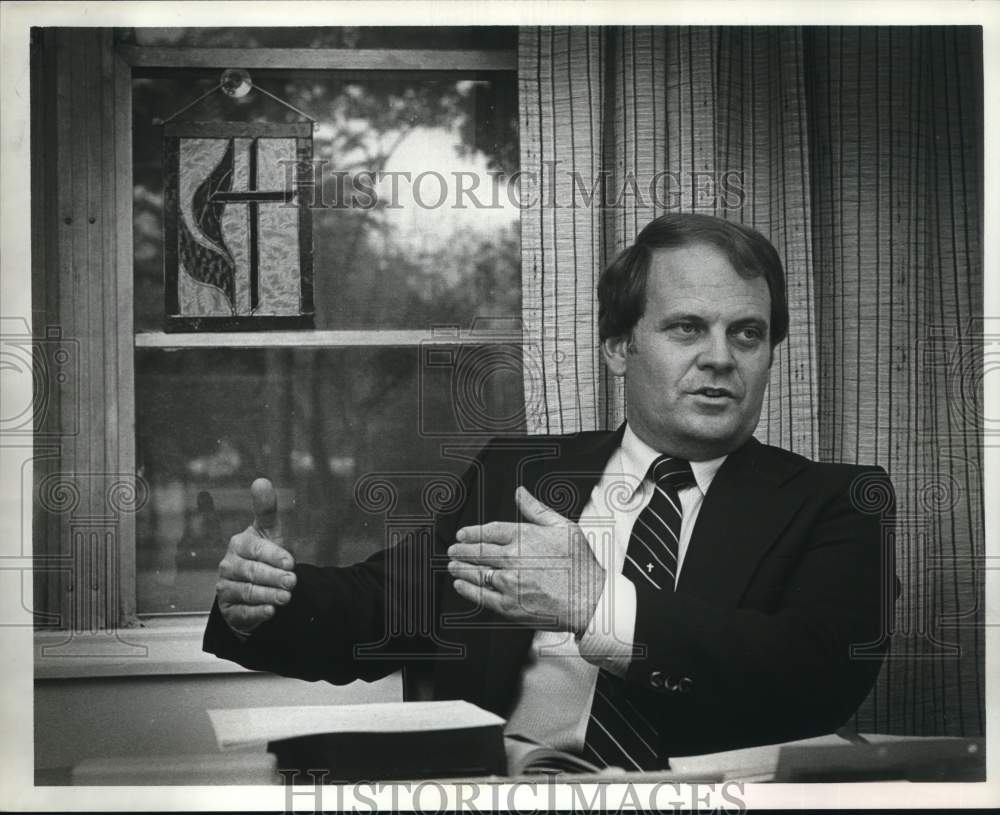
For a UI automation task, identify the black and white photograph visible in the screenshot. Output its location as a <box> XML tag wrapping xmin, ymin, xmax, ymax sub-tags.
<box><xmin>0</xmin><ymin>0</ymin><xmax>996</xmax><ymax>811</ymax></box>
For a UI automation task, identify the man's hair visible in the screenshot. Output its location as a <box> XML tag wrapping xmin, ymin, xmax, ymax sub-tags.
<box><xmin>597</xmin><ymin>213</ymin><xmax>789</xmax><ymax>346</ymax></box>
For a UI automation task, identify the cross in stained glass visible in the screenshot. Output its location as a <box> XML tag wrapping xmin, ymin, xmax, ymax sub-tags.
<box><xmin>163</xmin><ymin>121</ymin><xmax>314</xmax><ymax>332</ymax></box>
<box><xmin>207</xmin><ymin>137</ymin><xmax>296</xmax><ymax>312</ymax></box>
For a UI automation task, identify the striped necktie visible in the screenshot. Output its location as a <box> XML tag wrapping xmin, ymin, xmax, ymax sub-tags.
<box><xmin>581</xmin><ymin>455</ymin><xmax>695</xmax><ymax>771</ymax></box>
<box><xmin>622</xmin><ymin>455</ymin><xmax>695</xmax><ymax>593</ymax></box>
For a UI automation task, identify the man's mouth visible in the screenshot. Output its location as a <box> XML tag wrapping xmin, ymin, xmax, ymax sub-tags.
<box><xmin>692</xmin><ymin>387</ymin><xmax>736</xmax><ymax>398</ymax></box>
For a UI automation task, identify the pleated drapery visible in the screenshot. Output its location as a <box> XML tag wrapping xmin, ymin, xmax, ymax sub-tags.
<box><xmin>518</xmin><ymin>26</ymin><xmax>983</xmax><ymax>737</ymax></box>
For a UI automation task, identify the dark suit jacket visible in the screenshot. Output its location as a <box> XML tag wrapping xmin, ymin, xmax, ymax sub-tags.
<box><xmin>204</xmin><ymin>427</ymin><xmax>896</xmax><ymax>758</ymax></box>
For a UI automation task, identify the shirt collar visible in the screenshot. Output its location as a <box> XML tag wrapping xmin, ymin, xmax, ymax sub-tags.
<box><xmin>619</xmin><ymin>423</ymin><xmax>727</xmax><ymax>497</ymax></box>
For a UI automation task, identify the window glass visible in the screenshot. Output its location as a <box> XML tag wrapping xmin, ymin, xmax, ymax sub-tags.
<box><xmin>133</xmin><ymin>72</ymin><xmax>520</xmax><ymax>330</ymax></box>
<box><xmin>135</xmin><ymin>346</ymin><xmax>525</xmax><ymax>614</ymax></box>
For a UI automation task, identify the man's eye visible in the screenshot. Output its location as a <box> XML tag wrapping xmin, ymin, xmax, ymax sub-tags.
<box><xmin>671</xmin><ymin>322</ymin><xmax>698</xmax><ymax>335</ymax></box>
<box><xmin>734</xmin><ymin>326</ymin><xmax>764</xmax><ymax>343</ymax></box>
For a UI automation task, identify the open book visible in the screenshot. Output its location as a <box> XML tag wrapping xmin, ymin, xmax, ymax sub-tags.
<box><xmin>502</xmin><ymin>734</ymin><xmax>728</xmax><ymax>779</ymax></box>
<box><xmin>503</xmin><ymin>734</ymin><xmax>606</xmax><ymax>776</ymax></box>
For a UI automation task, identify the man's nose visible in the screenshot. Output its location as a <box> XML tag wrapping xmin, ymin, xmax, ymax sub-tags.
<box><xmin>696</xmin><ymin>331</ymin><xmax>736</xmax><ymax>370</ymax></box>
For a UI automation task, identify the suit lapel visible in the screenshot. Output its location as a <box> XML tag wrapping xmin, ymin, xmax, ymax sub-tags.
<box><xmin>479</xmin><ymin>427</ymin><xmax>623</xmax><ymax>716</ymax></box>
<box><xmin>526</xmin><ymin>425</ymin><xmax>627</xmax><ymax>523</ymax></box>
<box><xmin>677</xmin><ymin>437</ymin><xmax>809</xmax><ymax>605</ymax></box>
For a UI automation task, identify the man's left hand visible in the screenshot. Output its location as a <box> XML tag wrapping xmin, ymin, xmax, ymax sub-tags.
<box><xmin>448</xmin><ymin>487</ymin><xmax>606</xmax><ymax>636</ymax></box>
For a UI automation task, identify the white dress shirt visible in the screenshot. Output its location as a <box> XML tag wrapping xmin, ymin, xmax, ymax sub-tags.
<box><xmin>503</xmin><ymin>424</ymin><xmax>726</xmax><ymax>752</ymax></box>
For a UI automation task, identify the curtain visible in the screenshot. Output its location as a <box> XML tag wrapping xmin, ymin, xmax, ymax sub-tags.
<box><xmin>518</xmin><ymin>26</ymin><xmax>983</xmax><ymax>737</ymax></box>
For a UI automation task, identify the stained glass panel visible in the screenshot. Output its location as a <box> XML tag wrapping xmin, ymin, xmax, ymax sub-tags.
<box><xmin>162</xmin><ymin>122</ymin><xmax>314</xmax><ymax>330</ymax></box>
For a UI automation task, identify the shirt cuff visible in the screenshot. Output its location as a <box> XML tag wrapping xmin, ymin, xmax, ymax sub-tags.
<box><xmin>575</xmin><ymin>571</ymin><xmax>637</xmax><ymax>676</ymax></box>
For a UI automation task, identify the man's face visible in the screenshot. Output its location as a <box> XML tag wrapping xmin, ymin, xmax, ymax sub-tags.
<box><xmin>603</xmin><ymin>243</ymin><xmax>773</xmax><ymax>461</ymax></box>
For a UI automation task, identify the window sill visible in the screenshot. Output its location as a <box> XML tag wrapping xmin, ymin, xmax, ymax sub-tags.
<box><xmin>34</xmin><ymin>616</ymin><xmax>248</xmax><ymax>680</ymax></box>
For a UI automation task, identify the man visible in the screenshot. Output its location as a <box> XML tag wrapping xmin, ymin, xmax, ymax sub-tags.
<box><xmin>205</xmin><ymin>213</ymin><xmax>896</xmax><ymax>769</ymax></box>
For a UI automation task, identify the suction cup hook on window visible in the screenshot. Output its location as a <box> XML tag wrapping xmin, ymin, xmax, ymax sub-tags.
<box><xmin>220</xmin><ymin>68</ymin><xmax>253</xmax><ymax>99</ymax></box>
<box><xmin>154</xmin><ymin>68</ymin><xmax>316</xmax><ymax>127</ymax></box>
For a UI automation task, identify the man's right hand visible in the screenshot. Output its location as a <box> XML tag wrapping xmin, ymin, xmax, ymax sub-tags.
<box><xmin>216</xmin><ymin>478</ymin><xmax>297</xmax><ymax>636</ymax></box>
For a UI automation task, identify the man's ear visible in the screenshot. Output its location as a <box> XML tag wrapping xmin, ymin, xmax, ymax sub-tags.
<box><xmin>601</xmin><ymin>335</ymin><xmax>629</xmax><ymax>378</ymax></box>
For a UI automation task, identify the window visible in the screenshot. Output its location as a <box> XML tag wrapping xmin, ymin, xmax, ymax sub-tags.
<box><xmin>32</xmin><ymin>28</ymin><xmax>523</xmax><ymax>626</ymax></box>
<box><xmin>130</xmin><ymin>32</ymin><xmax>522</xmax><ymax>616</ymax></box>
<box><xmin>130</xmin><ymin>31</ymin><xmax>522</xmax><ymax>615</ymax></box>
